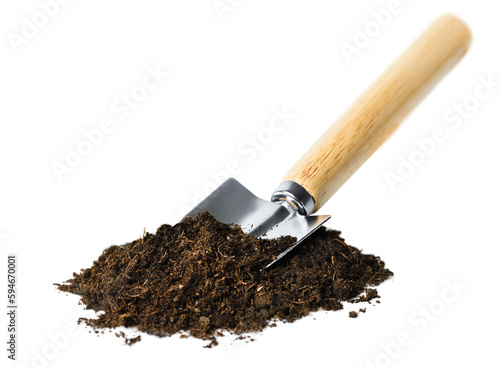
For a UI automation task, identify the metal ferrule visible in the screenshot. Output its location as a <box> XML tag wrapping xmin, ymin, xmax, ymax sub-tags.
<box><xmin>271</xmin><ymin>181</ymin><xmax>315</xmax><ymax>216</ymax></box>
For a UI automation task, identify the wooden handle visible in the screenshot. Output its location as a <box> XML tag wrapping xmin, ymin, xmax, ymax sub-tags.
<box><xmin>283</xmin><ymin>15</ymin><xmax>471</xmax><ymax>212</ymax></box>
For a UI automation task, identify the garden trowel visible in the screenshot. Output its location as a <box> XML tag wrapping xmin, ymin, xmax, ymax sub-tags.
<box><xmin>186</xmin><ymin>15</ymin><xmax>471</xmax><ymax>269</ymax></box>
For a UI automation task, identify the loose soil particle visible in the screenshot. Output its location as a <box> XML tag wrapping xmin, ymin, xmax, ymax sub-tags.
<box><xmin>56</xmin><ymin>212</ymin><xmax>393</xmax><ymax>347</ymax></box>
<box><xmin>115</xmin><ymin>331</ymin><xmax>142</xmax><ymax>346</ymax></box>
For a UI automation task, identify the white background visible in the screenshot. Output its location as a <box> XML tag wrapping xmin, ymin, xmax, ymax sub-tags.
<box><xmin>1</xmin><ymin>1</ymin><xmax>499</xmax><ymax>367</ymax></box>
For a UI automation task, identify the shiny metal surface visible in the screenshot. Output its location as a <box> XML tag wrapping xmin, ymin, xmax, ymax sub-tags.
<box><xmin>185</xmin><ymin>178</ymin><xmax>331</xmax><ymax>268</ymax></box>
<box><xmin>271</xmin><ymin>180</ymin><xmax>315</xmax><ymax>215</ymax></box>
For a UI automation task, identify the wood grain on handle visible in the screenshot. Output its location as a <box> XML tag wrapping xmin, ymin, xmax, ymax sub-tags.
<box><xmin>283</xmin><ymin>15</ymin><xmax>471</xmax><ymax>212</ymax></box>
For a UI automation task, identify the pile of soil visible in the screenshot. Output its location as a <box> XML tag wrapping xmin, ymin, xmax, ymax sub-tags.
<box><xmin>56</xmin><ymin>212</ymin><xmax>392</xmax><ymax>347</ymax></box>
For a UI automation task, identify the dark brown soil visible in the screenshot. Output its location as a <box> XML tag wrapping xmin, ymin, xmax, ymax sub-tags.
<box><xmin>55</xmin><ymin>212</ymin><xmax>393</xmax><ymax>347</ymax></box>
<box><xmin>114</xmin><ymin>331</ymin><xmax>141</xmax><ymax>346</ymax></box>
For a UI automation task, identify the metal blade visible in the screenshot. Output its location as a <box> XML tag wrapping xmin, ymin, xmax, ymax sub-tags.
<box><xmin>262</xmin><ymin>211</ymin><xmax>330</xmax><ymax>269</ymax></box>
<box><xmin>185</xmin><ymin>178</ymin><xmax>290</xmax><ymax>237</ymax></box>
<box><xmin>184</xmin><ymin>178</ymin><xmax>331</xmax><ymax>268</ymax></box>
